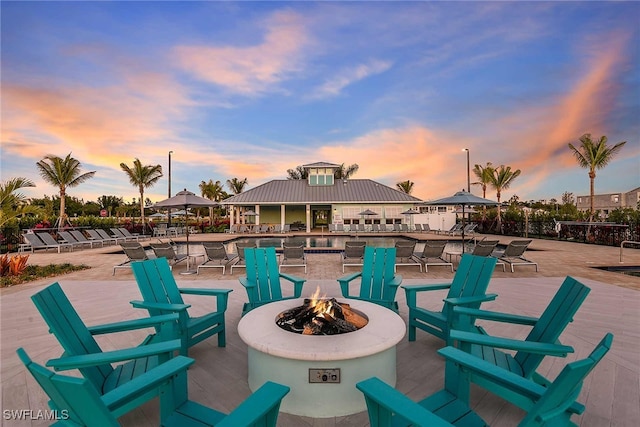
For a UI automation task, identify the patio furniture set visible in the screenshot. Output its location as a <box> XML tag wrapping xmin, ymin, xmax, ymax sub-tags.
<box><xmin>18</xmin><ymin>235</ymin><xmax>613</xmax><ymax>425</ymax></box>
<box><xmin>18</xmin><ymin>228</ymin><xmax>148</xmax><ymax>254</ymax></box>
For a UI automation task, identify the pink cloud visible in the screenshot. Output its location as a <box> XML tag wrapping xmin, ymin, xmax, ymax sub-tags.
<box><xmin>173</xmin><ymin>10</ymin><xmax>310</xmax><ymax>94</ymax></box>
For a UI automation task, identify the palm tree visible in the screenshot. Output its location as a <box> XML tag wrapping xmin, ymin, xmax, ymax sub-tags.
<box><xmin>568</xmin><ymin>134</ymin><xmax>626</xmax><ymax>221</ymax></box>
<box><xmin>36</xmin><ymin>153</ymin><xmax>96</xmax><ymax>228</ymax></box>
<box><xmin>487</xmin><ymin>165</ymin><xmax>521</xmax><ymax>231</ymax></box>
<box><xmin>200</xmin><ymin>179</ymin><xmax>226</xmax><ymax>219</ymax></box>
<box><xmin>396</xmin><ymin>180</ymin><xmax>414</xmax><ymax>194</ymax></box>
<box><xmin>98</xmin><ymin>195</ymin><xmax>123</xmax><ymax>217</ymax></box>
<box><xmin>226</xmin><ymin>177</ymin><xmax>248</xmax><ymax>195</ymax></box>
<box><xmin>472</xmin><ymin>162</ymin><xmax>494</xmax><ymax>221</ymax></box>
<box><xmin>334</xmin><ymin>163</ymin><xmax>359</xmax><ymax>179</ymax></box>
<box><xmin>120</xmin><ymin>158</ymin><xmax>163</xmax><ymax>233</ymax></box>
<box><xmin>286</xmin><ymin>166</ymin><xmax>308</xmax><ymax>180</ymax></box>
<box><xmin>0</xmin><ymin>177</ymin><xmax>43</xmax><ymax>228</ymax></box>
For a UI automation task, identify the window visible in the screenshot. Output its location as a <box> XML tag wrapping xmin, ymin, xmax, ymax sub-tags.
<box><xmin>308</xmin><ymin>167</ymin><xmax>333</xmax><ymax>186</ymax></box>
<box><xmin>611</xmin><ymin>195</ymin><xmax>619</xmax><ymax>203</ymax></box>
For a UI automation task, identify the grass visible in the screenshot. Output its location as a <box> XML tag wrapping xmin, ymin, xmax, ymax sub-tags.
<box><xmin>1</xmin><ymin>263</ymin><xmax>91</xmax><ymax>288</ymax></box>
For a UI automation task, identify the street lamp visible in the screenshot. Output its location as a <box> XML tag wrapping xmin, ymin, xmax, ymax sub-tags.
<box><xmin>168</xmin><ymin>151</ymin><xmax>173</xmax><ymax>227</ymax></box>
<box><xmin>462</xmin><ymin>148</ymin><xmax>470</xmax><ymax>192</ymax></box>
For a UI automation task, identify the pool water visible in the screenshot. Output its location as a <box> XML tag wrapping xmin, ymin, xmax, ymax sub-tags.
<box><xmin>593</xmin><ymin>265</ymin><xmax>640</xmax><ymax>277</ymax></box>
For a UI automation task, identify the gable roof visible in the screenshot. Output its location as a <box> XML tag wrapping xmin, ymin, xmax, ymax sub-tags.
<box><xmin>302</xmin><ymin>161</ymin><xmax>341</xmax><ymax>169</ymax></box>
<box><xmin>222</xmin><ymin>179</ymin><xmax>422</xmax><ymax>205</ymax></box>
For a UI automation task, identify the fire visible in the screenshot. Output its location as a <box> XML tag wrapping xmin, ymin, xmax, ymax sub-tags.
<box><xmin>308</xmin><ymin>286</ymin><xmax>336</xmax><ymax>318</ymax></box>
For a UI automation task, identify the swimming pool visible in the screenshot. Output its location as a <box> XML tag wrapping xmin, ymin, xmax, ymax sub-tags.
<box><xmin>593</xmin><ymin>265</ymin><xmax>640</xmax><ymax>277</ymax></box>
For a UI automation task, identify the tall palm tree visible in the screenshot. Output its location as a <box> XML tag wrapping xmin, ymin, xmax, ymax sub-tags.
<box><xmin>396</xmin><ymin>180</ymin><xmax>414</xmax><ymax>194</ymax></box>
<box><xmin>487</xmin><ymin>165</ymin><xmax>521</xmax><ymax>231</ymax></box>
<box><xmin>334</xmin><ymin>163</ymin><xmax>359</xmax><ymax>179</ymax></box>
<box><xmin>36</xmin><ymin>153</ymin><xmax>96</xmax><ymax>228</ymax></box>
<box><xmin>472</xmin><ymin>162</ymin><xmax>494</xmax><ymax>221</ymax></box>
<box><xmin>200</xmin><ymin>179</ymin><xmax>226</xmax><ymax>219</ymax></box>
<box><xmin>120</xmin><ymin>158</ymin><xmax>163</xmax><ymax>233</ymax></box>
<box><xmin>0</xmin><ymin>177</ymin><xmax>42</xmax><ymax>228</ymax></box>
<box><xmin>226</xmin><ymin>177</ymin><xmax>248</xmax><ymax>195</ymax></box>
<box><xmin>568</xmin><ymin>134</ymin><xmax>626</xmax><ymax>221</ymax></box>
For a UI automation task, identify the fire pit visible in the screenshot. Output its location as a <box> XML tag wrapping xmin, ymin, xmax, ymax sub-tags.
<box><xmin>276</xmin><ymin>294</ymin><xmax>368</xmax><ymax>335</ymax></box>
<box><xmin>238</xmin><ymin>297</ymin><xmax>405</xmax><ymax>417</ymax></box>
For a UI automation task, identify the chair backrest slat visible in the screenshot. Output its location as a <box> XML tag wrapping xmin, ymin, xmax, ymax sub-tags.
<box><xmin>516</xmin><ymin>276</ymin><xmax>590</xmax><ymax>376</ymax></box>
<box><xmin>244</xmin><ymin>247</ymin><xmax>283</xmax><ymax>303</ymax></box>
<box><xmin>132</xmin><ymin>258</ymin><xmax>185</xmax><ymax>312</ymax></box>
<box><xmin>359</xmin><ymin>247</ymin><xmax>397</xmax><ymax>301</ymax></box>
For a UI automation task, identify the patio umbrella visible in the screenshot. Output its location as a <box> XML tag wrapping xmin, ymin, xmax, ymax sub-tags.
<box><xmin>401</xmin><ymin>209</ymin><xmax>420</xmax><ymax>230</ymax></box>
<box><xmin>243</xmin><ymin>209</ymin><xmax>258</xmax><ymax>225</ymax></box>
<box><xmin>358</xmin><ymin>209</ymin><xmax>378</xmax><ymax>231</ymax></box>
<box><xmin>153</xmin><ymin>189</ymin><xmax>218</xmax><ymax>274</ymax></box>
<box><xmin>424</xmin><ymin>190</ymin><xmax>498</xmax><ymax>253</ymax></box>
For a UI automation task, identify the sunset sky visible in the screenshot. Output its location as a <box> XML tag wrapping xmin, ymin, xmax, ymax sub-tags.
<box><xmin>2</xmin><ymin>1</ymin><xmax>638</xmax><ymax>205</ymax></box>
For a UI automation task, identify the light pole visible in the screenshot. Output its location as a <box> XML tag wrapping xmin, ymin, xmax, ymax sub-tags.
<box><xmin>168</xmin><ymin>151</ymin><xmax>173</xmax><ymax>227</ymax></box>
<box><xmin>463</xmin><ymin>148</ymin><xmax>470</xmax><ymax>192</ymax></box>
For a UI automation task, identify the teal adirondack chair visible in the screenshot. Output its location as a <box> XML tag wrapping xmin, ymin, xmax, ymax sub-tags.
<box><xmin>337</xmin><ymin>246</ymin><xmax>402</xmax><ymax>312</ymax></box>
<box><xmin>30</xmin><ymin>282</ymin><xmax>183</xmax><ymax>416</ymax></box>
<box><xmin>403</xmin><ymin>254</ymin><xmax>498</xmax><ymax>344</ymax></box>
<box><xmin>131</xmin><ymin>257</ymin><xmax>233</xmax><ymax>356</ymax></box>
<box><xmin>18</xmin><ymin>347</ymin><xmax>290</xmax><ymax>427</ymax></box>
<box><xmin>356</xmin><ymin>333</ymin><xmax>613</xmax><ymax>426</ymax></box>
<box><xmin>450</xmin><ymin>276</ymin><xmax>591</xmax><ymax>399</ymax></box>
<box><xmin>239</xmin><ymin>247</ymin><xmax>307</xmax><ymax>315</ymax></box>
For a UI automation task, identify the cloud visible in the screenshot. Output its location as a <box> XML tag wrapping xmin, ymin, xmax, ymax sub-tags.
<box><xmin>173</xmin><ymin>10</ymin><xmax>310</xmax><ymax>95</ymax></box>
<box><xmin>309</xmin><ymin>59</ymin><xmax>393</xmax><ymax>99</ymax></box>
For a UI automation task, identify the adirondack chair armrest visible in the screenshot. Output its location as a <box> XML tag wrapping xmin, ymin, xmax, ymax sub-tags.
<box><xmin>389</xmin><ymin>275</ymin><xmax>403</xmax><ymax>288</ymax></box>
<box><xmin>449</xmin><ymin>330</ymin><xmax>574</xmax><ymax>356</ymax></box>
<box><xmin>178</xmin><ymin>288</ymin><xmax>233</xmax><ymax>311</ymax></box>
<box><xmin>131</xmin><ymin>300</ymin><xmax>191</xmax><ymax>312</ymax></box>
<box><xmin>238</xmin><ymin>276</ymin><xmax>252</xmax><ymax>288</ymax></box>
<box><xmin>215</xmin><ymin>381</ymin><xmax>291</xmax><ymax>427</ymax></box>
<box><xmin>46</xmin><ymin>339</ymin><xmax>182</xmax><ymax>371</ymax></box>
<box><xmin>86</xmin><ymin>313</ymin><xmax>180</xmax><ymax>335</ymax></box>
<box><xmin>356</xmin><ymin>377</ymin><xmax>453</xmax><ymax>427</ymax></box>
<box><xmin>438</xmin><ymin>346</ymin><xmax>548</xmax><ymax>402</ymax></box>
<box><xmin>403</xmin><ymin>283</ymin><xmax>451</xmax><ymax>307</ymax></box>
<box><xmin>337</xmin><ymin>272</ymin><xmax>362</xmax><ymax>297</ymax></box>
<box><xmin>444</xmin><ymin>293</ymin><xmax>497</xmax><ymax>306</ymax></box>
<box><xmin>278</xmin><ymin>273</ymin><xmax>307</xmax><ymax>297</ymax></box>
<box><xmin>102</xmin><ymin>355</ymin><xmax>195</xmax><ymax>411</ymax></box>
<box><xmin>453</xmin><ymin>306</ymin><xmax>539</xmax><ymax>325</ymax></box>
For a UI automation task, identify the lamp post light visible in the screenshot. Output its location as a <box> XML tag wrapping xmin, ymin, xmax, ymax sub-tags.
<box><xmin>462</xmin><ymin>148</ymin><xmax>470</xmax><ymax>192</ymax></box>
<box><xmin>168</xmin><ymin>151</ymin><xmax>173</xmax><ymax>227</ymax></box>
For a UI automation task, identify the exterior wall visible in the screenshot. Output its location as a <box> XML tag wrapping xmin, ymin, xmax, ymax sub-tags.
<box><xmin>256</xmin><ymin>206</ymin><xmax>281</xmax><ymax>225</ymax></box>
<box><xmin>576</xmin><ymin>187</ymin><xmax>640</xmax><ymax>216</ymax></box>
<box><xmin>331</xmin><ymin>204</ymin><xmax>420</xmax><ymax>225</ymax></box>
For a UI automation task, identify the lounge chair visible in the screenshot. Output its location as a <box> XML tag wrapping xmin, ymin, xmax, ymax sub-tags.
<box><xmin>393</xmin><ymin>224</ymin><xmax>402</xmax><ymax>232</ymax></box>
<box><xmin>111</xmin><ymin>227</ymin><xmax>138</xmax><ymax>242</ymax></box>
<box><xmin>328</xmin><ymin>224</ymin><xmax>336</xmax><ymax>232</ymax></box>
<box><xmin>394</xmin><ymin>240</ymin><xmax>422</xmax><ymax>272</ymax></box>
<box><xmin>197</xmin><ymin>242</ymin><xmax>238</xmax><ymax>275</ymax></box>
<box><xmin>273</xmin><ymin>224</ymin><xmax>282</xmax><ymax>233</ymax></box>
<box><xmin>370</xmin><ymin>224</ymin><xmax>380</xmax><ymax>232</ymax></box>
<box><xmin>113</xmin><ymin>242</ymin><xmax>150</xmax><ymax>275</ymax></box>
<box><xmin>86</xmin><ymin>228</ymin><xmax>116</xmax><ymax>245</ymax></box>
<box><xmin>423</xmin><ymin>224</ymin><xmax>432</xmax><ymax>233</ymax></box>
<box><xmin>97</xmin><ymin>228</ymin><xmax>126</xmax><ymax>244</ymax></box>
<box><xmin>238</xmin><ymin>225</ymin><xmax>248</xmax><ymax>233</ymax></box>
<box><xmin>119</xmin><ymin>227</ymin><xmax>147</xmax><ymax>241</ymax></box>
<box><xmin>412</xmin><ymin>240</ymin><xmax>454</xmax><ymax>272</ymax></box>
<box><xmin>357</xmin><ymin>223</ymin><xmax>366</xmax><ymax>232</ymax></box>
<box><xmin>153</xmin><ymin>223</ymin><xmax>168</xmax><ymax>237</ymax></box>
<box><xmin>38</xmin><ymin>232</ymin><xmax>76</xmax><ymax>252</ymax></box>
<box><xmin>379</xmin><ymin>224</ymin><xmax>388</xmax><ymax>232</ymax></box>
<box><xmin>341</xmin><ymin>240</ymin><xmax>367</xmax><ymax>272</ymax></box>
<box><xmin>282</xmin><ymin>224</ymin><xmax>291</xmax><ymax>233</ymax></box>
<box><xmin>414</xmin><ymin>224</ymin><xmax>423</xmax><ymax>232</ymax></box>
<box><xmin>441</xmin><ymin>223</ymin><xmax>463</xmax><ymax>235</ymax></box>
<box><xmin>151</xmin><ymin>242</ymin><xmax>188</xmax><ymax>266</ymax></box>
<box><xmin>69</xmin><ymin>230</ymin><xmax>102</xmax><ymax>248</ymax></box>
<box><xmin>494</xmin><ymin>239</ymin><xmax>538</xmax><ymax>272</ymax></box>
<box><xmin>22</xmin><ymin>232</ymin><xmax>71</xmax><ymax>253</ymax></box>
<box><xmin>401</xmin><ymin>224</ymin><xmax>410</xmax><ymax>232</ymax></box>
<box><xmin>230</xmin><ymin>241</ymin><xmax>257</xmax><ymax>274</ymax></box>
<box><xmin>58</xmin><ymin>230</ymin><xmax>92</xmax><ymax>250</ymax></box>
<box><xmin>226</xmin><ymin>224</ymin><xmax>238</xmax><ymax>234</ymax></box>
<box><xmin>470</xmin><ymin>239</ymin><xmax>499</xmax><ymax>257</ymax></box>
<box><xmin>279</xmin><ymin>243</ymin><xmax>307</xmax><ymax>273</ymax></box>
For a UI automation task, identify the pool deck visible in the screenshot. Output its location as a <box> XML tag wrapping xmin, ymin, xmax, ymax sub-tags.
<box><xmin>1</xmin><ymin>232</ymin><xmax>639</xmax><ymax>426</ymax></box>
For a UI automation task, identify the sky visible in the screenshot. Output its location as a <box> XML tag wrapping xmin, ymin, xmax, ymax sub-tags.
<box><xmin>2</xmin><ymin>0</ymin><xmax>639</xmax><ymax>206</ymax></box>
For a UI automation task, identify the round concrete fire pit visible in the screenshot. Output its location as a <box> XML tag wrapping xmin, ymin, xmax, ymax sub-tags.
<box><xmin>238</xmin><ymin>298</ymin><xmax>405</xmax><ymax>417</ymax></box>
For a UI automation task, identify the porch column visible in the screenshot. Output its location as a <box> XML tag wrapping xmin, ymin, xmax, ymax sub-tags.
<box><xmin>255</xmin><ymin>205</ymin><xmax>260</xmax><ymax>225</ymax></box>
<box><xmin>229</xmin><ymin>205</ymin><xmax>235</xmax><ymax>226</ymax></box>
<box><xmin>281</xmin><ymin>204</ymin><xmax>286</xmax><ymax>229</ymax></box>
<box><xmin>306</xmin><ymin>204</ymin><xmax>311</xmax><ymax>233</ymax></box>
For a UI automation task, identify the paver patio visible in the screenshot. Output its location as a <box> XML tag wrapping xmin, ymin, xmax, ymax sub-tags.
<box><xmin>1</xmin><ymin>233</ymin><xmax>638</xmax><ymax>426</ymax></box>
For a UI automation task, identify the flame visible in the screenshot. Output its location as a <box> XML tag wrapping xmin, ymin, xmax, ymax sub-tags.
<box><xmin>308</xmin><ymin>286</ymin><xmax>335</xmax><ymax>317</ymax></box>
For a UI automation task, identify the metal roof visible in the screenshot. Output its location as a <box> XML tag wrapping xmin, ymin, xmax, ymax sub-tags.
<box><xmin>302</xmin><ymin>161</ymin><xmax>341</xmax><ymax>169</ymax></box>
<box><xmin>221</xmin><ymin>179</ymin><xmax>423</xmax><ymax>205</ymax></box>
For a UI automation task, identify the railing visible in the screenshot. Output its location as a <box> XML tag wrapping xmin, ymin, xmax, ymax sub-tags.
<box><xmin>620</xmin><ymin>241</ymin><xmax>640</xmax><ymax>262</ymax></box>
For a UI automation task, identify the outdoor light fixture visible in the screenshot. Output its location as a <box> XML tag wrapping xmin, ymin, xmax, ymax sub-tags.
<box><xmin>462</xmin><ymin>148</ymin><xmax>470</xmax><ymax>192</ymax></box>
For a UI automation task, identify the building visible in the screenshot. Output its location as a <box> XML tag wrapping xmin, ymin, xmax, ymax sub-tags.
<box><xmin>576</xmin><ymin>187</ymin><xmax>640</xmax><ymax>217</ymax></box>
<box><xmin>221</xmin><ymin>162</ymin><xmax>428</xmax><ymax>233</ymax></box>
